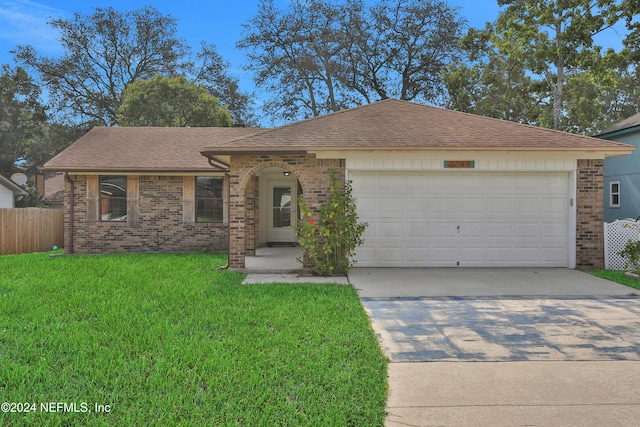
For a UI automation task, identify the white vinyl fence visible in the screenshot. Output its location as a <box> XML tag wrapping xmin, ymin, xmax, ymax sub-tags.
<box><xmin>604</xmin><ymin>219</ymin><xmax>640</xmax><ymax>270</ymax></box>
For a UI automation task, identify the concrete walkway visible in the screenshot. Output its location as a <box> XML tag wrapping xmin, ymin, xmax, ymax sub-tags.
<box><xmin>387</xmin><ymin>361</ymin><xmax>640</xmax><ymax>426</ymax></box>
<box><xmin>348</xmin><ymin>268</ymin><xmax>640</xmax><ymax>426</ymax></box>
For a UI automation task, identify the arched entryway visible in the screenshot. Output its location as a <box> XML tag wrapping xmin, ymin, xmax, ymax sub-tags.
<box><xmin>227</xmin><ymin>155</ymin><xmax>344</xmax><ymax>270</ymax></box>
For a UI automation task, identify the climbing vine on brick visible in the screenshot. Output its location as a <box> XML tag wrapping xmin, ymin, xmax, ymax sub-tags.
<box><xmin>297</xmin><ymin>169</ymin><xmax>367</xmax><ymax>276</ymax></box>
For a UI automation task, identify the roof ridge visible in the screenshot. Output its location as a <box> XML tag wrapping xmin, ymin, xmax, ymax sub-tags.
<box><xmin>215</xmin><ymin>99</ymin><xmax>404</xmax><ymax>146</ymax></box>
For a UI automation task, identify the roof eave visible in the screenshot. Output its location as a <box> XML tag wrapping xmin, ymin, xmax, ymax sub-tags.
<box><xmin>42</xmin><ymin>167</ymin><xmax>229</xmax><ymax>174</ymax></box>
<box><xmin>0</xmin><ymin>176</ymin><xmax>27</xmax><ymax>195</ymax></box>
<box><xmin>201</xmin><ymin>145</ymin><xmax>635</xmax><ymax>156</ymax></box>
<box><xmin>595</xmin><ymin>126</ymin><xmax>640</xmax><ymax>139</ymax></box>
<box><xmin>200</xmin><ymin>148</ymin><xmax>309</xmax><ymax>156</ymax></box>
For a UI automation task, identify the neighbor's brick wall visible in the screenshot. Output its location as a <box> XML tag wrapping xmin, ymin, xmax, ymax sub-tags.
<box><xmin>576</xmin><ymin>159</ymin><xmax>604</xmax><ymax>269</ymax></box>
<box><xmin>228</xmin><ymin>154</ymin><xmax>345</xmax><ymax>269</ymax></box>
<box><xmin>64</xmin><ymin>175</ymin><xmax>227</xmax><ymax>254</ymax></box>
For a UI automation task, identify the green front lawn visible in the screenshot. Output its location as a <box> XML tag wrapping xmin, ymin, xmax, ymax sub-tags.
<box><xmin>0</xmin><ymin>253</ymin><xmax>387</xmax><ymax>426</ymax></box>
<box><xmin>587</xmin><ymin>269</ymin><xmax>640</xmax><ymax>291</ymax></box>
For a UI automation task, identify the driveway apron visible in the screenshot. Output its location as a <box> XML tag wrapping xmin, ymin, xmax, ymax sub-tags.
<box><xmin>350</xmin><ymin>269</ymin><xmax>640</xmax><ymax>426</ymax></box>
<box><xmin>362</xmin><ymin>296</ymin><xmax>640</xmax><ymax>362</ymax></box>
<box><xmin>350</xmin><ymin>268</ymin><xmax>640</xmax><ymax>362</ymax></box>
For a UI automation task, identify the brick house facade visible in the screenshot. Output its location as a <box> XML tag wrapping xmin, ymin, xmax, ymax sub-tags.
<box><xmin>227</xmin><ymin>154</ymin><xmax>344</xmax><ymax>269</ymax></box>
<box><xmin>63</xmin><ymin>174</ymin><xmax>228</xmax><ymax>254</ymax></box>
<box><xmin>575</xmin><ymin>159</ymin><xmax>605</xmax><ymax>269</ymax></box>
<box><xmin>45</xmin><ymin>100</ymin><xmax>633</xmax><ymax>269</ymax></box>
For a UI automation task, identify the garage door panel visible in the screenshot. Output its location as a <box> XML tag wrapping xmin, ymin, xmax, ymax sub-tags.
<box><xmin>378</xmin><ymin>222</ymin><xmax>403</xmax><ymax>238</ymax></box>
<box><xmin>377</xmin><ymin>197</ymin><xmax>404</xmax><ymax>214</ymax></box>
<box><xmin>376</xmin><ymin>247</ymin><xmax>403</xmax><ymax>264</ymax></box>
<box><xmin>460</xmin><ymin>198</ymin><xmax>486</xmax><ymax>214</ymax></box>
<box><xmin>486</xmin><ymin>223</ymin><xmax>512</xmax><ymax>237</ymax></box>
<box><xmin>351</xmin><ymin>171</ymin><xmax>569</xmax><ymax>267</ymax></box>
<box><xmin>431</xmin><ymin>222</ymin><xmax>459</xmax><ymax>237</ymax></box>
<box><xmin>541</xmin><ymin>247</ymin><xmax>567</xmax><ymax>263</ymax></box>
<box><xmin>404</xmin><ymin>247</ymin><xmax>430</xmax><ymax>263</ymax></box>
<box><xmin>405</xmin><ymin>197</ymin><xmax>430</xmax><ymax>212</ymax></box>
<box><xmin>542</xmin><ymin>223</ymin><xmax>567</xmax><ymax>237</ymax></box>
<box><xmin>404</xmin><ymin>222</ymin><xmax>430</xmax><ymax>237</ymax></box>
<box><xmin>488</xmin><ymin>198</ymin><xmax>514</xmax><ymax>213</ymax></box>
<box><xmin>378</xmin><ymin>175</ymin><xmax>404</xmax><ymax>193</ymax></box>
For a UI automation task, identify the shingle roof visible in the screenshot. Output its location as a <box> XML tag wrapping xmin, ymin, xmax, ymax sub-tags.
<box><xmin>44</xmin><ymin>101</ymin><xmax>634</xmax><ymax>173</ymax></box>
<box><xmin>597</xmin><ymin>112</ymin><xmax>640</xmax><ymax>137</ymax></box>
<box><xmin>44</xmin><ymin>127</ymin><xmax>262</xmax><ymax>172</ymax></box>
<box><xmin>202</xmin><ymin>99</ymin><xmax>633</xmax><ymax>155</ymax></box>
<box><xmin>0</xmin><ymin>174</ymin><xmax>27</xmax><ymax>195</ymax></box>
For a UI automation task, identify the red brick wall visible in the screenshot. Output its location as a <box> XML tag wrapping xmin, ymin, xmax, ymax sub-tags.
<box><xmin>575</xmin><ymin>159</ymin><xmax>604</xmax><ymax>269</ymax></box>
<box><xmin>64</xmin><ymin>175</ymin><xmax>227</xmax><ymax>254</ymax></box>
<box><xmin>228</xmin><ymin>154</ymin><xmax>345</xmax><ymax>269</ymax></box>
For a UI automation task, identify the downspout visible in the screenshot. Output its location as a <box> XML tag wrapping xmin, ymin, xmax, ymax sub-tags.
<box><xmin>217</xmin><ymin>172</ymin><xmax>231</xmax><ymax>270</ymax></box>
<box><xmin>64</xmin><ymin>172</ymin><xmax>75</xmax><ymax>254</ymax></box>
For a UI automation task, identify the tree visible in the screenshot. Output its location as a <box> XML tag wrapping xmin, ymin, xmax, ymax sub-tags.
<box><xmin>117</xmin><ymin>75</ymin><xmax>233</xmax><ymax>127</ymax></box>
<box><xmin>444</xmin><ymin>25</ymin><xmax>547</xmax><ymax>125</ymax></box>
<box><xmin>190</xmin><ymin>42</ymin><xmax>256</xmax><ymax>126</ymax></box>
<box><xmin>238</xmin><ymin>0</ymin><xmax>349</xmax><ymax>121</ymax></box>
<box><xmin>491</xmin><ymin>0</ymin><xmax>630</xmax><ymax>130</ymax></box>
<box><xmin>342</xmin><ymin>0</ymin><xmax>466</xmax><ymax>104</ymax></box>
<box><xmin>14</xmin><ymin>6</ymin><xmax>252</xmax><ymax>127</ymax></box>
<box><xmin>14</xmin><ymin>5</ymin><xmax>187</xmax><ymax>126</ymax></box>
<box><xmin>238</xmin><ymin>0</ymin><xmax>466</xmax><ymax>122</ymax></box>
<box><xmin>0</xmin><ymin>65</ymin><xmax>47</xmax><ymax>176</ymax></box>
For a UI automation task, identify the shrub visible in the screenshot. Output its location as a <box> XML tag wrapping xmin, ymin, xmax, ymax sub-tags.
<box><xmin>617</xmin><ymin>222</ymin><xmax>640</xmax><ymax>272</ymax></box>
<box><xmin>297</xmin><ymin>169</ymin><xmax>367</xmax><ymax>276</ymax></box>
<box><xmin>619</xmin><ymin>239</ymin><xmax>640</xmax><ymax>272</ymax></box>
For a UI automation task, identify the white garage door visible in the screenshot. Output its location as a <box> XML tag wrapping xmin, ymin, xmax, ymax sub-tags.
<box><xmin>351</xmin><ymin>171</ymin><xmax>570</xmax><ymax>267</ymax></box>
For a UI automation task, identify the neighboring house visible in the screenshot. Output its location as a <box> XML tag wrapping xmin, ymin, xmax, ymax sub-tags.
<box><xmin>0</xmin><ymin>175</ymin><xmax>27</xmax><ymax>208</ymax></box>
<box><xmin>45</xmin><ymin>99</ymin><xmax>634</xmax><ymax>269</ymax></box>
<box><xmin>595</xmin><ymin>113</ymin><xmax>640</xmax><ymax>222</ymax></box>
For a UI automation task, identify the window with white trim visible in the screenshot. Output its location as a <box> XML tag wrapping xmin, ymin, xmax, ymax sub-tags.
<box><xmin>610</xmin><ymin>180</ymin><xmax>620</xmax><ymax>208</ymax></box>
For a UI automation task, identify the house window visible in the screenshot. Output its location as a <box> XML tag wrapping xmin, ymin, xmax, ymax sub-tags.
<box><xmin>196</xmin><ymin>177</ymin><xmax>224</xmax><ymax>222</ymax></box>
<box><xmin>610</xmin><ymin>180</ymin><xmax>620</xmax><ymax>208</ymax></box>
<box><xmin>100</xmin><ymin>176</ymin><xmax>128</xmax><ymax>221</ymax></box>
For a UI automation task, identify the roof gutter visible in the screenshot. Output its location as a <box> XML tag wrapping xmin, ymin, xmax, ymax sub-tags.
<box><xmin>201</xmin><ymin>144</ymin><xmax>634</xmax><ymax>153</ymax></box>
<box><xmin>217</xmin><ymin>172</ymin><xmax>231</xmax><ymax>271</ymax></box>
<box><xmin>43</xmin><ymin>168</ymin><xmax>229</xmax><ymax>174</ymax></box>
<box><xmin>594</xmin><ymin>126</ymin><xmax>640</xmax><ymax>140</ymax></box>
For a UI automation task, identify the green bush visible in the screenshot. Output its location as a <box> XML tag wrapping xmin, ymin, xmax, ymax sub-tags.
<box><xmin>297</xmin><ymin>169</ymin><xmax>367</xmax><ymax>276</ymax></box>
<box><xmin>618</xmin><ymin>239</ymin><xmax>640</xmax><ymax>272</ymax></box>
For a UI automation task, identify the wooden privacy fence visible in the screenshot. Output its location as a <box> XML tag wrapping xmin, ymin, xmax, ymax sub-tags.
<box><xmin>0</xmin><ymin>208</ymin><xmax>64</xmax><ymax>255</ymax></box>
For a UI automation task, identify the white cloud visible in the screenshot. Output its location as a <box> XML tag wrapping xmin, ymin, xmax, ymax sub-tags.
<box><xmin>0</xmin><ymin>0</ymin><xmax>67</xmax><ymax>53</ymax></box>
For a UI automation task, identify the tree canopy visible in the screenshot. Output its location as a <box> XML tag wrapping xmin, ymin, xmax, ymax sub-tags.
<box><xmin>0</xmin><ymin>65</ymin><xmax>47</xmax><ymax>176</ymax></box>
<box><xmin>14</xmin><ymin>5</ymin><xmax>252</xmax><ymax>127</ymax></box>
<box><xmin>117</xmin><ymin>75</ymin><xmax>233</xmax><ymax>127</ymax></box>
<box><xmin>446</xmin><ymin>0</ymin><xmax>639</xmax><ymax>133</ymax></box>
<box><xmin>238</xmin><ymin>0</ymin><xmax>466</xmax><ymax>122</ymax></box>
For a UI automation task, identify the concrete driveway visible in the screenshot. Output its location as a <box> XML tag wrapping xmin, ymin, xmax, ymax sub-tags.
<box><xmin>350</xmin><ymin>267</ymin><xmax>637</xmax><ymax>298</ymax></box>
<box><xmin>348</xmin><ymin>268</ymin><xmax>640</xmax><ymax>426</ymax></box>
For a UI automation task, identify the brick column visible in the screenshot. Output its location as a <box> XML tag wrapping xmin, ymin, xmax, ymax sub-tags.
<box><xmin>575</xmin><ymin>159</ymin><xmax>604</xmax><ymax>269</ymax></box>
<box><xmin>228</xmin><ymin>170</ymin><xmax>246</xmax><ymax>269</ymax></box>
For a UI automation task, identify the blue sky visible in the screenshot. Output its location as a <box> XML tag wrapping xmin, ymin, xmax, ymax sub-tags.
<box><xmin>0</xmin><ymin>0</ymin><xmax>502</xmax><ymax>94</ymax></box>
<box><xmin>0</xmin><ymin>0</ymin><xmax>630</xmax><ymax>104</ymax></box>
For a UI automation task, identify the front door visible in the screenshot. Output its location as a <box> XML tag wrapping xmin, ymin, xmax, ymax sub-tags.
<box><xmin>267</xmin><ymin>180</ymin><xmax>297</xmax><ymax>243</ymax></box>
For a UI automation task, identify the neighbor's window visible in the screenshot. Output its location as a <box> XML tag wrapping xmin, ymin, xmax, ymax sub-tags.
<box><xmin>610</xmin><ymin>180</ymin><xmax>621</xmax><ymax>208</ymax></box>
<box><xmin>100</xmin><ymin>176</ymin><xmax>128</xmax><ymax>221</ymax></box>
<box><xmin>196</xmin><ymin>177</ymin><xmax>224</xmax><ymax>222</ymax></box>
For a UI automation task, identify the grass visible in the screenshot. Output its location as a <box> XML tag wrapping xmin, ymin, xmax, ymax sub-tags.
<box><xmin>587</xmin><ymin>269</ymin><xmax>640</xmax><ymax>291</ymax></box>
<box><xmin>0</xmin><ymin>253</ymin><xmax>387</xmax><ymax>426</ymax></box>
